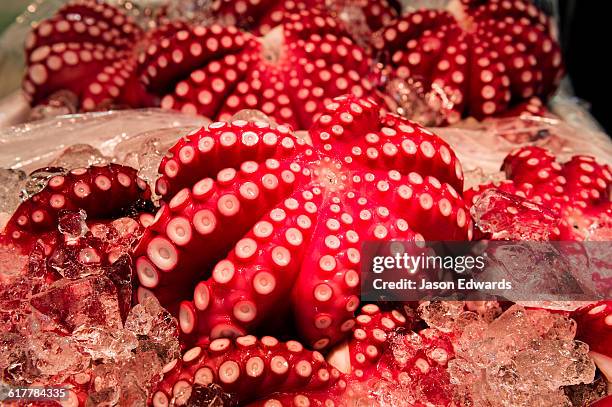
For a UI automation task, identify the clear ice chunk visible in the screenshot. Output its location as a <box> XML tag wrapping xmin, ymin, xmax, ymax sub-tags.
<box><xmin>29</xmin><ymin>275</ymin><xmax>123</xmax><ymax>333</ymax></box>
<box><xmin>448</xmin><ymin>305</ymin><xmax>596</xmax><ymax>407</ymax></box>
<box><xmin>49</xmin><ymin>144</ymin><xmax>109</xmax><ymax>169</ymax></box>
<box><xmin>86</xmin><ymin>350</ymin><xmax>163</xmax><ymax>406</ymax></box>
<box><xmin>72</xmin><ymin>325</ymin><xmax>138</xmax><ymax>362</ymax></box>
<box><xmin>0</xmin><ymin>243</ymin><xmax>30</xmax><ymax>287</ymax></box>
<box><xmin>230</xmin><ymin>109</ymin><xmax>278</xmax><ymax>127</ymax></box>
<box><xmin>417</xmin><ymin>301</ymin><xmax>466</xmax><ymax>333</ymax></box>
<box><xmin>125</xmin><ymin>296</ymin><xmax>180</xmax><ymax>365</ymax></box>
<box><xmin>26</xmin><ymin>330</ymin><xmax>91</xmax><ymax>381</ymax></box>
<box><xmin>0</xmin><ymin>168</ymin><xmax>26</xmax><ymax>220</ymax></box>
<box><xmin>57</xmin><ymin>209</ymin><xmax>89</xmax><ymax>242</ymax></box>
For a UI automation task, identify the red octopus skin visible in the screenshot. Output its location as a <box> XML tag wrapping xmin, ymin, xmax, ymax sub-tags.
<box><xmin>210</xmin><ymin>0</ymin><xmax>399</xmax><ymax>35</ymax></box>
<box><xmin>134</xmin><ymin>95</ymin><xmax>471</xmax><ymax>351</ymax></box>
<box><xmin>376</xmin><ymin>0</ymin><xmax>564</xmax><ymax>122</ymax></box>
<box><xmin>591</xmin><ymin>395</ymin><xmax>612</xmax><ymax>407</ymax></box>
<box><xmin>466</xmin><ymin>146</ymin><xmax>612</xmax><ymax>240</ymax></box>
<box><xmin>22</xmin><ymin>0</ymin><xmax>143</xmax><ymax>110</ymax></box>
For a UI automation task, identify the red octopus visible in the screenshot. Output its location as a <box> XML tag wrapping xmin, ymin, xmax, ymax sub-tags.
<box><xmin>134</xmin><ymin>94</ymin><xmax>470</xmax><ymax>352</ymax></box>
<box><xmin>23</xmin><ymin>1</ymin><xmax>144</xmax><ymax>110</ymax></box>
<box><xmin>465</xmin><ymin>146</ymin><xmax>612</xmax><ymax>240</ymax></box>
<box><xmin>376</xmin><ymin>0</ymin><xmax>564</xmax><ymax>122</ymax></box>
<box><xmin>146</xmin><ymin>9</ymin><xmax>377</xmax><ymax>129</ymax></box>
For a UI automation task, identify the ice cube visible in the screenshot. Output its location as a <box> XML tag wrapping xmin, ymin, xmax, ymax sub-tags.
<box><xmin>230</xmin><ymin>109</ymin><xmax>278</xmax><ymax>127</ymax></box>
<box><xmin>516</xmin><ymin>301</ymin><xmax>597</xmax><ymax>312</ymax></box>
<box><xmin>0</xmin><ymin>168</ymin><xmax>26</xmax><ymax>219</ymax></box>
<box><xmin>341</xmin><ymin>377</ymin><xmax>414</xmax><ymax>407</ymax></box>
<box><xmin>383</xmin><ymin>77</ymin><xmax>451</xmax><ymax>127</ymax></box>
<box><xmin>86</xmin><ymin>350</ymin><xmax>163</xmax><ymax>406</ymax></box>
<box><xmin>417</xmin><ymin>301</ymin><xmax>466</xmax><ymax>333</ymax></box>
<box><xmin>105</xmin><ymin>255</ymin><xmax>134</xmax><ymax>320</ymax></box>
<box><xmin>57</xmin><ymin>210</ymin><xmax>89</xmax><ymax>242</ymax></box>
<box><xmin>29</xmin><ymin>275</ymin><xmax>123</xmax><ymax>333</ymax></box>
<box><xmin>447</xmin><ymin>305</ymin><xmax>596</xmax><ymax>407</ymax></box>
<box><xmin>49</xmin><ymin>144</ymin><xmax>109</xmax><ymax>169</ymax></box>
<box><xmin>28</xmin><ymin>90</ymin><xmax>78</xmax><ymax>121</ymax></box>
<box><xmin>27</xmin><ymin>331</ymin><xmax>91</xmax><ymax>380</ymax></box>
<box><xmin>125</xmin><ymin>296</ymin><xmax>180</xmax><ymax>365</ymax></box>
<box><xmin>72</xmin><ymin>325</ymin><xmax>138</xmax><ymax>362</ymax></box>
<box><xmin>471</xmin><ymin>189</ymin><xmax>560</xmax><ymax>240</ymax></box>
<box><xmin>0</xmin><ymin>332</ymin><xmax>27</xmax><ymax>382</ymax></box>
<box><xmin>480</xmin><ymin>241</ymin><xmax>595</xmax><ymax>303</ymax></box>
<box><xmin>0</xmin><ymin>243</ymin><xmax>44</xmax><ymax>317</ymax></box>
<box><xmin>0</xmin><ymin>243</ymin><xmax>29</xmax><ymax>286</ymax></box>
<box><xmin>114</xmin><ymin>135</ymin><xmax>176</xmax><ymax>199</ymax></box>
<box><xmin>464</xmin><ymin>301</ymin><xmax>502</xmax><ymax>323</ymax></box>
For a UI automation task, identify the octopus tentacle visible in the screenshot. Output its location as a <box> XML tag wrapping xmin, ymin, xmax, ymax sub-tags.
<box><xmin>152</xmin><ymin>335</ymin><xmax>341</xmax><ymax>406</ymax></box>
<box><xmin>308</xmin><ymin>95</ymin><xmax>465</xmax><ymax>193</ymax></box>
<box><xmin>136</xmin><ymin>95</ymin><xmax>471</xmax><ymax>351</ymax></box>
<box><xmin>135</xmin><ymin>129</ymin><xmax>313</xmax><ymax>310</ymax></box>
<box><xmin>3</xmin><ymin>164</ymin><xmax>150</xmax><ymax>244</ymax></box>
<box><xmin>155</xmin><ymin>122</ymin><xmax>306</xmax><ymax>200</ymax></box>
<box><xmin>178</xmin><ymin>185</ymin><xmax>321</xmax><ymax>340</ymax></box>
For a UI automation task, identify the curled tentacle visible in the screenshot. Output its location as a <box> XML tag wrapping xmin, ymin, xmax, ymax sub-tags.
<box><xmin>3</xmin><ymin>164</ymin><xmax>150</xmax><ymax>245</ymax></box>
<box><xmin>152</xmin><ymin>335</ymin><xmax>342</xmax><ymax>406</ymax></box>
